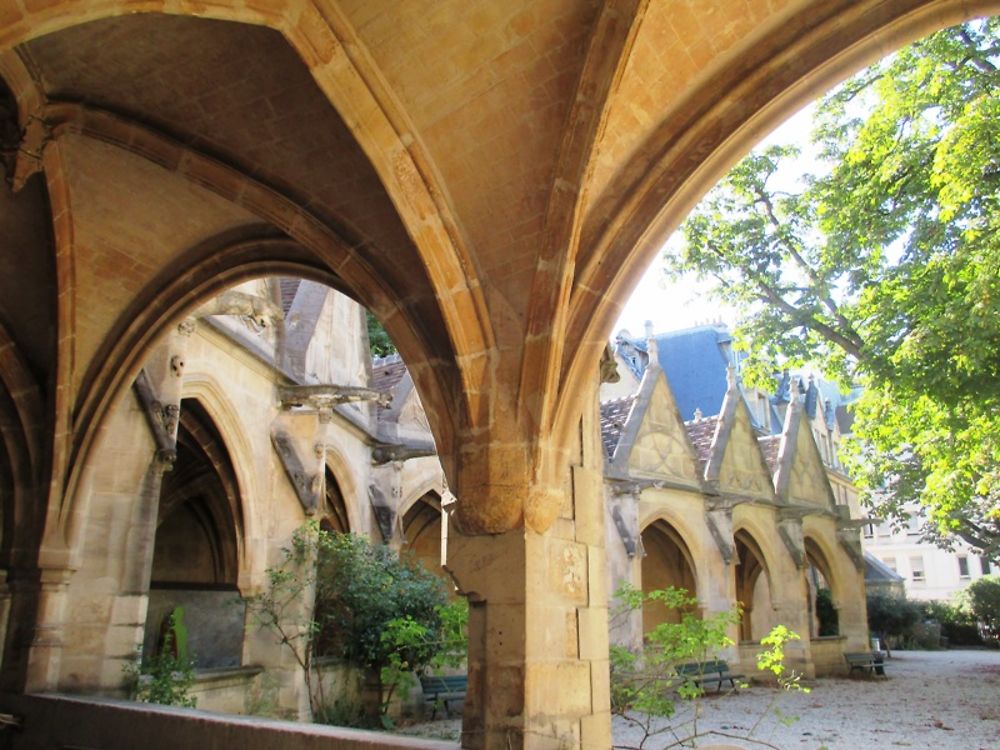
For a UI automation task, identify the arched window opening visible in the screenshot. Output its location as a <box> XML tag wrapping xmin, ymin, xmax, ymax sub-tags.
<box><xmin>144</xmin><ymin>399</ymin><xmax>243</xmax><ymax>670</ymax></box>
<box><xmin>640</xmin><ymin>521</ymin><xmax>697</xmax><ymax>634</ymax></box>
<box><xmin>734</xmin><ymin>531</ymin><xmax>773</xmax><ymax>642</ymax></box>
<box><xmin>402</xmin><ymin>493</ymin><xmax>445</xmax><ymax>583</ymax></box>
<box><xmin>805</xmin><ymin>538</ymin><xmax>839</xmax><ymax>637</ymax></box>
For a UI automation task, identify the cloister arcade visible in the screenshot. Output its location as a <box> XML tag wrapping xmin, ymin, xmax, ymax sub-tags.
<box><xmin>0</xmin><ymin>1</ymin><xmax>992</xmax><ymax>747</ymax></box>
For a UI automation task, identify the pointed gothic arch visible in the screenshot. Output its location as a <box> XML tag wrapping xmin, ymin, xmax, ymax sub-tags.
<box><xmin>734</xmin><ymin>528</ymin><xmax>774</xmax><ymax>642</ymax></box>
<box><xmin>640</xmin><ymin>519</ymin><xmax>699</xmax><ymax>633</ymax></box>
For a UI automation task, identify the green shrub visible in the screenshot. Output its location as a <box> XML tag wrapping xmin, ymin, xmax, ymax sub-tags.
<box><xmin>965</xmin><ymin>575</ymin><xmax>1000</xmax><ymax>642</ymax></box>
<box><xmin>247</xmin><ymin>522</ymin><xmax>467</xmax><ymax>726</ymax></box>
<box><xmin>866</xmin><ymin>591</ymin><xmax>920</xmax><ymax>646</ymax></box>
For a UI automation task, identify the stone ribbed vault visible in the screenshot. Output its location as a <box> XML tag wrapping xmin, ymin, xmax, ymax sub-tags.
<box><xmin>0</xmin><ymin>1</ymin><xmax>993</xmax><ymax>747</ymax></box>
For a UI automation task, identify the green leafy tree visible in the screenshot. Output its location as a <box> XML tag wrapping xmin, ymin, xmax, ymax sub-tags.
<box><xmin>669</xmin><ymin>19</ymin><xmax>1000</xmax><ymax>558</ymax></box>
<box><xmin>964</xmin><ymin>575</ymin><xmax>1000</xmax><ymax>640</ymax></box>
<box><xmin>246</xmin><ymin>523</ymin><xmax>461</xmax><ymax>725</ymax></box>
<box><xmin>366</xmin><ymin>311</ymin><xmax>397</xmax><ymax>357</ymax></box>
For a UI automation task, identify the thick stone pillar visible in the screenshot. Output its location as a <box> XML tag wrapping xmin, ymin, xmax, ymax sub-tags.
<box><xmin>446</xmin><ymin>465</ymin><xmax>611</xmax><ymax>749</ymax></box>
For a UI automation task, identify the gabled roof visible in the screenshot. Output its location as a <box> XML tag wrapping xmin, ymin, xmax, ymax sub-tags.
<box><xmin>655</xmin><ymin>324</ymin><xmax>732</xmax><ymax>422</ymax></box>
<box><xmin>772</xmin><ymin>399</ymin><xmax>837</xmax><ymax>509</ymax></box>
<box><xmin>701</xmin><ymin>368</ymin><xmax>777</xmax><ymax>499</ymax></box>
<box><xmin>600</xmin><ymin>395</ymin><xmax>635</xmax><ymax>460</ymax></box>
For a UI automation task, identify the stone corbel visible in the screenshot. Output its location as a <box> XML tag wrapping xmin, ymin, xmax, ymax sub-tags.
<box><xmin>271</xmin><ymin>429</ymin><xmax>319</xmax><ymax>514</ymax></box>
<box><xmin>132</xmin><ymin>369</ymin><xmax>178</xmax><ymax>467</ymax></box>
<box><xmin>705</xmin><ymin>504</ymin><xmax>735</xmax><ymax>565</ymax></box>
<box><xmin>777</xmin><ymin>516</ymin><xmax>806</xmax><ymax>569</ymax></box>
<box><xmin>368</xmin><ymin>484</ymin><xmax>396</xmax><ymax>542</ymax></box>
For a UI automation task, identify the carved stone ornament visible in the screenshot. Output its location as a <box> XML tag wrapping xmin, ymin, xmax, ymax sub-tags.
<box><xmin>368</xmin><ymin>484</ymin><xmax>396</xmax><ymax>542</ymax></box>
<box><xmin>132</xmin><ymin>369</ymin><xmax>177</xmax><ymax>467</ymax></box>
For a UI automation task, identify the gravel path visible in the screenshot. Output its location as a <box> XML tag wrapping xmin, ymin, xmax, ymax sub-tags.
<box><xmin>613</xmin><ymin>649</ymin><xmax>1000</xmax><ymax>749</ymax></box>
<box><xmin>398</xmin><ymin>649</ymin><xmax>1000</xmax><ymax>749</ymax></box>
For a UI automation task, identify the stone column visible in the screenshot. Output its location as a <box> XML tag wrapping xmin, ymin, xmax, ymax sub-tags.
<box><xmin>445</xmin><ymin>462</ymin><xmax>611</xmax><ymax>749</ymax></box>
<box><xmin>22</xmin><ymin>566</ymin><xmax>72</xmax><ymax>692</ymax></box>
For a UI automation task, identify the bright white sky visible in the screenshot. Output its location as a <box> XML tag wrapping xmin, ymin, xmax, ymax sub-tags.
<box><xmin>613</xmin><ymin>104</ymin><xmax>821</xmax><ymax>339</ymax></box>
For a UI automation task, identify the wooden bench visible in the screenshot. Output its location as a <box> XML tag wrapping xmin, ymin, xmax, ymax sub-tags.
<box><xmin>844</xmin><ymin>651</ymin><xmax>886</xmax><ymax>676</ymax></box>
<box><xmin>674</xmin><ymin>659</ymin><xmax>746</xmax><ymax>692</ymax></box>
<box><xmin>419</xmin><ymin>674</ymin><xmax>467</xmax><ymax>719</ymax></box>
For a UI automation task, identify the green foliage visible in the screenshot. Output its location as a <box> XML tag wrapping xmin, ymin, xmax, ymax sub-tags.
<box><xmin>865</xmin><ymin>591</ymin><xmax>921</xmax><ymax>643</ymax></box>
<box><xmin>246</xmin><ymin>522</ymin><xmax>463</xmax><ymax>725</ymax></box>
<box><xmin>668</xmin><ymin>19</ymin><xmax>1000</xmax><ymax>559</ymax></box>
<box><xmin>814</xmin><ymin>588</ymin><xmax>839</xmax><ymax>637</ymax></box>
<box><xmin>610</xmin><ymin>584</ymin><xmax>805</xmax><ymax>749</ymax></box>
<box><xmin>123</xmin><ymin>623</ymin><xmax>197</xmax><ymax>708</ymax></box>
<box><xmin>366</xmin><ymin>311</ymin><xmax>397</xmax><ymax>357</ymax></box>
<box><xmin>919</xmin><ymin>599</ymin><xmax>982</xmax><ymax>646</ymax></box>
<box><xmin>965</xmin><ymin>575</ymin><xmax>1000</xmax><ymax>640</ymax></box>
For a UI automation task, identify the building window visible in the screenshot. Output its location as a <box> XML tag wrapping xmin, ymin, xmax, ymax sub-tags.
<box><xmin>982</xmin><ymin>557</ymin><xmax>992</xmax><ymax>576</ymax></box>
<box><xmin>910</xmin><ymin>556</ymin><xmax>925</xmax><ymax>582</ymax></box>
<box><xmin>877</xmin><ymin>522</ymin><xmax>892</xmax><ymax>538</ymax></box>
<box><xmin>906</xmin><ymin>515</ymin><xmax>921</xmax><ymax>535</ymax></box>
<box><xmin>882</xmin><ymin>557</ymin><xmax>897</xmax><ymax>573</ymax></box>
<box><xmin>863</xmin><ymin>523</ymin><xmax>875</xmax><ymax>539</ymax></box>
<box><xmin>958</xmin><ymin>556</ymin><xmax>970</xmax><ymax>579</ymax></box>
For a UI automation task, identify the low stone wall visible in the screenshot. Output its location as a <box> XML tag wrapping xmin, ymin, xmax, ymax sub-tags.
<box><xmin>190</xmin><ymin>665</ymin><xmax>263</xmax><ymax>714</ymax></box>
<box><xmin>809</xmin><ymin>636</ymin><xmax>847</xmax><ymax>677</ymax></box>
<box><xmin>0</xmin><ymin>693</ymin><xmax>458</xmax><ymax>750</ymax></box>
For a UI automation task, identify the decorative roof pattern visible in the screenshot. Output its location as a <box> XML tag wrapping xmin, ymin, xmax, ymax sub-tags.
<box><xmin>757</xmin><ymin>435</ymin><xmax>781</xmax><ymax>473</ymax></box>
<box><xmin>279</xmin><ymin>278</ymin><xmax>301</xmax><ymax>315</ymax></box>
<box><xmin>684</xmin><ymin>415</ymin><xmax>719</xmax><ymax>469</ymax></box>
<box><xmin>600</xmin><ymin>396</ymin><xmax>635</xmax><ymax>460</ymax></box>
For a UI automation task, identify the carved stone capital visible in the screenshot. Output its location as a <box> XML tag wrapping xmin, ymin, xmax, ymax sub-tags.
<box><xmin>279</xmin><ymin>384</ymin><xmax>392</xmax><ymax>415</ymax></box>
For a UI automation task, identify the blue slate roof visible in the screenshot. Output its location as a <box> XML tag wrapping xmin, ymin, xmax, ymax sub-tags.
<box><xmin>655</xmin><ymin>325</ymin><xmax>734</xmax><ymax>422</ymax></box>
<box><xmin>614</xmin><ymin>324</ymin><xmax>735</xmax><ymax>422</ymax></box>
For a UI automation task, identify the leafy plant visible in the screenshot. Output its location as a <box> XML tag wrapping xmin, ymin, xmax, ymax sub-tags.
<box><xmin>245</xmin><ymin>522</ymin><xmax>464</xmax><ymax>725</ymax></box>
<box><xmin>123</xmin><ymin>611</ymin><xmax>197</xmax><ymax>708</ymax></box>
<box><xmin>366</xmin><ymin>311</ymin><xmax>397</xmax><ymax>357</ymax></box>
<box><xmin>609</xmin><ymin>584</ymin><xmax>807</xmax><ymax>749</ymax></box>
<box><xmin>866</xmin><ymin>591</ymin><xmax>921</xmax><ymax>649</ymax></box>
<box><xmin>964</xmin><ymin>575</ymin><xmax>1000</xmax><ymax>641</ymax></box>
